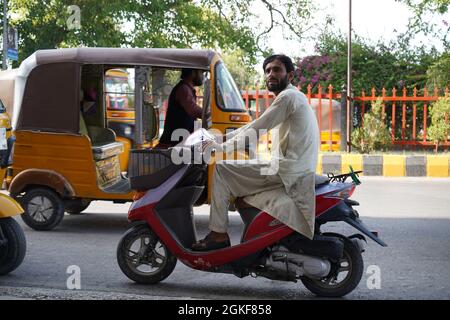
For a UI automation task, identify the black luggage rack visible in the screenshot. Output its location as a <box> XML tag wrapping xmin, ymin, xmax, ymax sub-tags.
<box><xmin>327</xmin><ymin>170</ymin><xmax>363</xmax><ymax>184</ymax></box>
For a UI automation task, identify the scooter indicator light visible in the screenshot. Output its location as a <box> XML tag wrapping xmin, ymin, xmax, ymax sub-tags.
<box><xmin>133</xmin><ymin>191</ymin><xmax>146</xmax><ymax>201</ymax></box>
<box><xmin>230</xmin><ymin>115</ymin><xmax>251</xmax><ymax>122</ymax></box>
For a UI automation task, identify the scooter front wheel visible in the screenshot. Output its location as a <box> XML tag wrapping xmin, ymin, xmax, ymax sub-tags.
<box><xmin>117</xmin><ymin>224</ymin><xmax>177</xmax><ymax>284</ymax></box>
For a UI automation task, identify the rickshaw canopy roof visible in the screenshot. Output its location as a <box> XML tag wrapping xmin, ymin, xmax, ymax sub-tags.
<box><xmin>13</xmin><ymin>48</ymin><xmax>219</xmax><ymax>132</ymax></box>
<box><xmin>34</xmin><ymin>47</ymin><xmax>217</xmax><ymax>70</ymax></box>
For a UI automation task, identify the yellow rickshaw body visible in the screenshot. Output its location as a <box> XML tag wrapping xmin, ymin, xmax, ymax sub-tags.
<box><xmin>10</xmin><ymin>131</ymin><xmax>134</xmax><ymax>200</ymax></box>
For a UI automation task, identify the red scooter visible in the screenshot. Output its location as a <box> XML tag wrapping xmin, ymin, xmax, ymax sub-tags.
<box><xmin>117</xmin><ymin>130</ymin><xmax>386</xmax><ymax>297</ymax></box>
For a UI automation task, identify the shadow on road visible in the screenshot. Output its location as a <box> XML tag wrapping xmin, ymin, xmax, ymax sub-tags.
<box><xmin>25</xmin><ymin>212</ymin><xmax>131</xmax><ymax>234</ymax></box>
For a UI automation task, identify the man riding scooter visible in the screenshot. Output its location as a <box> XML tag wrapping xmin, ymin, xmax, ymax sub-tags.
<box><xmin>117</xmin><ymin>54</ymin><xmax>387</xmax><ymax>295</ymax></box>
<box><xmin>192</xmin><ymin>54</ymin><xmax>320</xmax><ymax>251</ymax></box>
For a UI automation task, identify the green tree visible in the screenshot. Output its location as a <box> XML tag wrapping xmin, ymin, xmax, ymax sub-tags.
<box><xmin>395</xmin><ymin>0</ymin><xmax>450</xmax><ymax>48</ymax></box>
<box><xmin>428</xmin><ymin>97</ymin><xmax>450</xmax><ymax>152</ymax></box>
<box><xmin>3</xmin><ymin>0</ymin><xmax>316</xmax><ymax>66</ymax></box>
<box><xmin>7</xmin><ymin>0</ymin><xmax>126</xmax><ymax>63</ymax></box>
<box><xmin>221</xmin><ymin>49</ymin><xmax>259</xmax><ymax>90</ymax></box>
<box><xmin>426</xmin><ymin>52</ymin><xmax>450</xmax><ymax>92</ymax></box>
<box><xmin>351</xmin><ymin>99</ymin><xmax>392</xmax><ymax>154</ymax></box>
<box><xmin>295</xmin><ymin>30</ymin><xmax>440</xmax><ymax>94</ymax></box>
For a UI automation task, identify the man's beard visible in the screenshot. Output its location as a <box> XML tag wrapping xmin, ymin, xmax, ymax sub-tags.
<box><xmin>266</xmin><ymin>75</ymin><xmax>289</xmax><ymax>93</ymax></box>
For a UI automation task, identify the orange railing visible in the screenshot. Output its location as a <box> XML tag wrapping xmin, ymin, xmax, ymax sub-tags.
<box><xmin>242</xmin><ymin>85</ymin><xmax>449</xmax><ymax>151</ymax></box>
<box><xmin>357</xmin><ymin>87</ymin><xmax>449</xmax><ymax>148</ymax></box>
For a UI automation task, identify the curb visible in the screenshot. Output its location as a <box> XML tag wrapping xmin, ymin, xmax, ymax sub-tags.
<box><xmin>0</xmin><ymin>285</ymin><xmax>198</xmax><ymax>300</ymax></box>
<box><xmin>317</xmin><ymin>154</ymin><xmax>450</xmax><ymax>177</ymax></box>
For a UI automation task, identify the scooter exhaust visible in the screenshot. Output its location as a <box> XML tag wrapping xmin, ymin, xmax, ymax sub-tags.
<box><xmin>265</xmin><ymin>246</ymin><xmax>331</xmax><ymax>280</ymax></box>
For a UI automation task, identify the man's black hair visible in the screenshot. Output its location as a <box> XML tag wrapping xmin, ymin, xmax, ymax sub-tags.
<box><xmin>262</xmin><ymin>54</ymin><xmax>295</xmax><ymax>73</ymax></box>
<box><xmin>181</xmin><ymin>68</ymin><xmax>194</xmax><ymax>80</ymax></box>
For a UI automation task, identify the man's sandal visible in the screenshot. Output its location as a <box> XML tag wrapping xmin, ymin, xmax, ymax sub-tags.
<box><xmin>192</xmin><ymin>233</ymin><xmax>231</xmax><ymax>251</ymax></box>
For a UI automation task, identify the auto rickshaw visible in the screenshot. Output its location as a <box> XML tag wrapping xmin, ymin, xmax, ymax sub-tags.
<box><xmin>0</xmin><ymin>48</ymin><xmax>251</xmax><ymax>231</ymax></box>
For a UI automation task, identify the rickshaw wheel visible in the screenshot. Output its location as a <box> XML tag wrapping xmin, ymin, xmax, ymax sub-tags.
<box><xmin>20</xmin><ymin>187</ymin><xmax>65</xmax><ymax>231</ymax></box>
<box><xmin>65</xmin><ymin>199</ymin><xmax>91</xmax><ymax>215</ymax></box>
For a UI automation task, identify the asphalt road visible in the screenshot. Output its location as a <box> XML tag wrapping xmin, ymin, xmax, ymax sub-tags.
<box><xmin>1</xmin><ymin>177</ymin><xmax>450</xmax><ymax>300</ymax></box>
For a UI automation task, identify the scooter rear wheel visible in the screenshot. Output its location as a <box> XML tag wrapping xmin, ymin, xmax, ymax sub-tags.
<box><xmin>0</xmin><ymin>217</ymin><xmax>27</xmax><ymax>275</ymax></box>
<box><xmin>300</xmin><ymin>234</ymin><xmax>364</xmax><ymax>297</ymax></box>
<box><xmin>117</xmin><ymin>224</ymin><xmax>177</xmax><ymax>284</ymax></box>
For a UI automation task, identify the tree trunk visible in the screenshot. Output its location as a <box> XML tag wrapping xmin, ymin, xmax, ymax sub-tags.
<box><xmin>434</xmin><ymin>142</ymin><xmax>439</xmax><ymax>153</ymax></box>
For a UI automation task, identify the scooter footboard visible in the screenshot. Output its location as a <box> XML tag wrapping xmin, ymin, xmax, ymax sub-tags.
<box><xmin>155</xmin><ymin>186</ymin><xmax>204</xmax><ymax>248</ymax></box>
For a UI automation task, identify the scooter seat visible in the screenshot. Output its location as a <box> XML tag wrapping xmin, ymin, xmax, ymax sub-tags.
<box><xmin>236</xmin><ymin>175</ymin><xmax>329</xmax><ymax>208</ymax></box>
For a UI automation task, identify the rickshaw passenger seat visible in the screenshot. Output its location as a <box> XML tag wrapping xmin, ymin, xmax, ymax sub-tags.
<box><xmin>87</xmin><ymin>126</ymin><xmax>116</xmax><ymax>146</ymax></box>
<box><xmin>79</xmin><ymin>111</ymin><xmax>123</xmax><ymax>160</ymax></box>
<box><xmin>87</xmin><ymin>126</ymin><xmax>124</xmax><ymax>160</ymax></box>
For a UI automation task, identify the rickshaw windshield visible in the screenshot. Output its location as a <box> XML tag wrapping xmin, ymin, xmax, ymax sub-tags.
<box><xmin>105</xmin><ymin>69</ymin><xmax>135</xmax><ymax>111</ymax></box>
<box><xmin>215</xmin><ymin>62</ymin><xmax>246</xmax><ymax>111</ymax></box>
<box><xmin>105</xmin><ymin>76</ymin><xmax>134</xmax><ymax>94</ymax></box>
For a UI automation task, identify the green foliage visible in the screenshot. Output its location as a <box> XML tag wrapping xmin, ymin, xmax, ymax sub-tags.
<box><xmin>2</xmin><ymin>0</ymin><xmax>315</xmax><ymax>67</ymax></box>
<box><xmin>428</xmin><ymin>97</ymin><xmax>450</xmax><ymax>152</ymax></box>
<box><xmin>7</xmin><ymin>0</ymin><xmax>126</xmax><ymax>62</ymax></box>
<box><xmin>196</xmin><ymin>0</ymin><xmax>317</xmax><ymax>55</ymax></box>
<box><xmin>295</xmin><ymin>30</ymin><xmax>441</xmax><ymax>94</ymax></box>
<box><xmin>395</xmin><ymin>0</ymin><xmax>450</xmax><ymax>48</ymax></box>
<box><xmin>426</xmin><ymin>52</ymin><xmax>450</xmax><ymax>92</ymax></box>
<box><xmin>126</xmin><ymin>1</ymin><xmax>259</xmax><ymax>63</ymax></box>
<box><xmin>351</xmin><ymin>99</ymin><xmax>392</xmax><ymax>153</ymax></box>
<box><xmin>221</xmin><ymin>49</ymin><xmax>259</xmax><ymax>90</ymax></box>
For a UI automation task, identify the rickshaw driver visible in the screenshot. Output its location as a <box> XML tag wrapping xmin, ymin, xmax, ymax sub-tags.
<box><xmin>158</xmin><ymin>68</ymin><xmax>205</xmax><ymax>147</ymax></box>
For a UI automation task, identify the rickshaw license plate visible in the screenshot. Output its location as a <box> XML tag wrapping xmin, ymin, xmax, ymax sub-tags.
<box><xmin>0</xmin><ymin>128</ymin><xmax>7</xmax><ymax>150</ymax></box>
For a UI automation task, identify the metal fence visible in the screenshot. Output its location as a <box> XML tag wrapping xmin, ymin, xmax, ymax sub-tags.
<box><xmin>243</xmin><ymin>85</ymin><xmax>449</xmax><ymax>151</ymax></box>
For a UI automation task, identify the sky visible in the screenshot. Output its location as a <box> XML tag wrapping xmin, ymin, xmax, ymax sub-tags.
<box><xmin>258</xmin><ymin>0</ymin><xmax>449</xmax><ymax>59</ymax></box>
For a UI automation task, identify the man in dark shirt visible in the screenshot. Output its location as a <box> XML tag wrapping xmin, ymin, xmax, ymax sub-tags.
<box><xmin>158</xmin><ymin>68</ymin><xmax>204</xmax><ymax>147</ymax></box>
